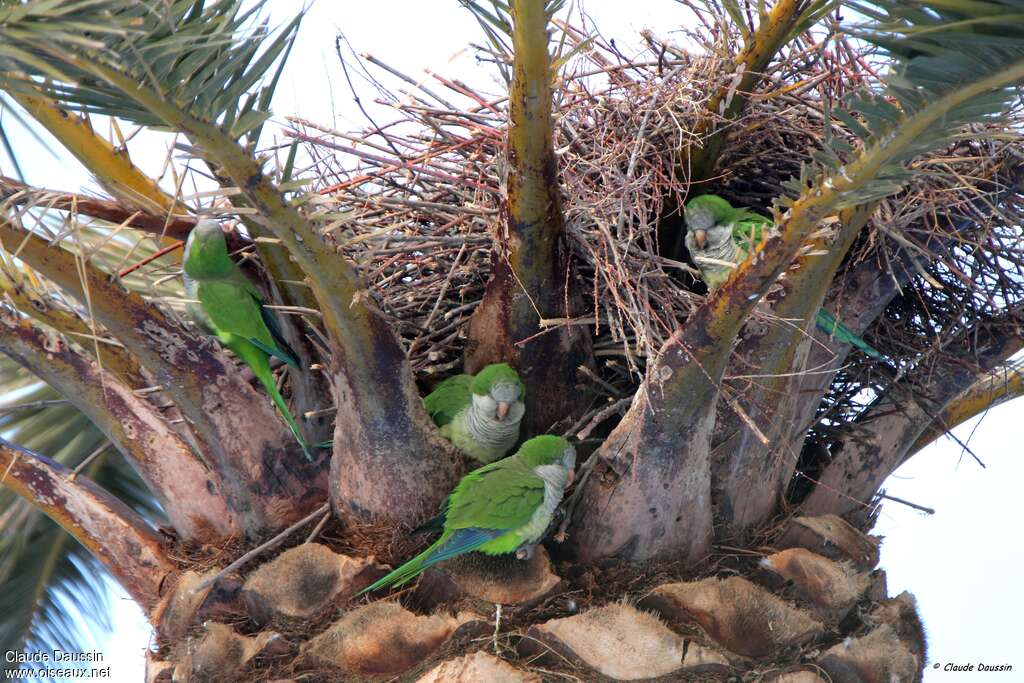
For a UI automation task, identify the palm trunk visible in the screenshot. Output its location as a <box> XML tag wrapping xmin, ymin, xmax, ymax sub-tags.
<box><xmin>465</xmin><ymin>0</ymin><xmax>593</xmax><ymax>435</ymax></box>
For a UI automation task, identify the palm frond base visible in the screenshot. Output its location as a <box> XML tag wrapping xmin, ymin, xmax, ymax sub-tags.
<box><xmin>145</xmin><ymin>513</ymin><xmax>924</xmax><ymax>682</ymax></box>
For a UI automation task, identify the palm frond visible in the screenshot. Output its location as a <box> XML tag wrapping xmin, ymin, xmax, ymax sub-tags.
<box><xmin>0</xmin><ymin>0</ymin><xmax>302</xmax><ymax>146</ymax></box>
<box><xmin>460</xmin><ymin>0</ymin><xmax>577</xmax><ymax>83</ymax></box>
<box><xmin>780</xmin><ymin>1</ymin><xmax>1024</xmax><ymax>208</ymax></box>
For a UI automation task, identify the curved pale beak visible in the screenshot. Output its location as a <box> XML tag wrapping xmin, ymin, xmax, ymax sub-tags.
<box><xmin>566</xmin><ymin>467</ymin><xmax>576</xmax><ymax>486</ymax></box>
<box><xmin>693</xmin><ymin>229</ymin><xmax>707</xmax><ymax>250</ymax></box>
<box><xmin>496</xmin><ymin>401</ymin><xmax>511</xmax><ymax>420</ymax></box>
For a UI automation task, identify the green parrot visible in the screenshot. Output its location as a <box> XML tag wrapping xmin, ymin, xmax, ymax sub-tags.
<box><xmin>683</xmin><ymin>195</ymin><xmax>883</xmax><ymax>361</ymax></box>
<box><xmin>423</xmin><ymin>363</ymin><xmax>525</xmax><ymax>464</ymax></box>
<box><xmin>359</xmin><ymin>434</ymin><xmax>576</xmax><ymax>594</ymax></box>
<box><xmin>182</xmin><ymin>220</ymin><xmax>313</xmax><ymax>460</ymax></box>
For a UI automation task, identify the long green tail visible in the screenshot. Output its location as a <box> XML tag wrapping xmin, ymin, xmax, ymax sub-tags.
<box><xmin>359</xmin><ymin>537</ymin><xmax>444</xmax><ymax>595</ymax></box>
<box><xmin>234</xmin><ymin>340</ymin><xmax>313</xmax><ymax>461</ymax></box>
<box><xmin>359</xmin><ymin>527</ymin><xmax>502</xmax><ymax>595</ymax></box>
<box><xmin>815</xmin><ymin>309</ymin><xmax>883</xmax><ymax>360</ymax></box>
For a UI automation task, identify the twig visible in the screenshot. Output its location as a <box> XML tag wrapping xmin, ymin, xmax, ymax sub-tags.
<box><xmin>191</xmin><ymin>503</ymin><xmax>330</xmax><ymax>593</ymax></box>
<box><xmin>0</xmin><ymin>399</ymin><xmax>70</xmax><ymax>414</ymax></box>
<box><xmin>361</xmin><ymin>52</ymin><xmax>458</xmax><ymax>110</ymax></box>
<box><xmin>304</xmin><ymin>509</ymin><xmax>333</xmax><ymax>544</ymax></box>
<box><xmin>554</xmin><ymin>454</ymin><xmax>600</xmax><ymax>543</ymax></box>
<box><xmin>68</xmin><ymin>443</ymin><xmax>111</xmax><ymax>481</ymax></box>
<box><xmin>878</xmin><ymin>493</ymin><xmax>935</xmax><ymax>515</ymax></box>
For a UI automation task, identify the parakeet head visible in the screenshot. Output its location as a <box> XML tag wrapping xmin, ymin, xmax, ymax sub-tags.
<box><xmin>471</xmin><ymin>363</ymin><xmax>525</xmax><ymax>423</ymax></box>
<box><xmin>517</xmin><ymin>435</ymin><xmax>576</xmax><ymax>474</ymax></box>
<box><xmin>684</xmin><ymin>195</ymin><xmax>735</xmax><ymax>252</ymax></box>
<box><xmin>183</xmin><ymin>220</ymin><xmax>232</xmax><ymax>278</ymax></box>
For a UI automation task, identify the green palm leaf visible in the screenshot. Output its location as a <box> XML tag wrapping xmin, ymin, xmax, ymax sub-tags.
<box><xmin>0</xmin><ymin>0</ymin><xmax>301</xmax><ymax>146</ymax></box>
<box><xmin>781</xmin><ymin>0</ymin><xmax>1024</xmax><ymax>207</ymax></box>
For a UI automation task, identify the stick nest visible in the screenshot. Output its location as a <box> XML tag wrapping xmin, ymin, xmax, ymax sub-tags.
<box><xmin>289</xmin><ymin>19</ymin><xmax>1024</xmax><ymax>422</ymax></box>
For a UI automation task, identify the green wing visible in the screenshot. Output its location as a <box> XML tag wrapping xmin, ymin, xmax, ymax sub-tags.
<box><xmin>445</xmin><ymin>459</ymin><xmax>544</xmax><ymax>531</ymax></box>
<box><xmin>732</xmin><ymin>210</ymin><xmax>772</xmax><ymax>246</ymax></box>
<box><xmin>423</xmin><ymin>374</ymin><xmax>473</xmax><ymax>427</ymax></box>
<box><xmin>198</xmin><ymin>279</ymin><xmax>278</xmax><ymax>355</ymax></box>
<box><xmin>255</xmin><ymin>297</ymin><xmax>299</xmax><ymax>369</ymax></box>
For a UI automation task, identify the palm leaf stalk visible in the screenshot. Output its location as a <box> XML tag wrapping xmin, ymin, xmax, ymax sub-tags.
<box><xmin>0</xmin><ymin>437</ymin><xmax>173</xmax><ymax>612</ymax></box>
<box><xmin>1</xmin><ymin>0</ymin><xmax>462</xmax><ymax>522</ymax></box>
<box><xmin>909</xmin><ymin>359</ymin><xmax>1024</xmax><ymax>455</ymax></box>
<box><xmin>463</xmin><ymin>0</ymin><xmax>593</xmax><ymax>434</ymax></box>
<box><xmin>0</xmin><ymin>217</ymin><xmax>319</xmax><ymax>537</ymax></box>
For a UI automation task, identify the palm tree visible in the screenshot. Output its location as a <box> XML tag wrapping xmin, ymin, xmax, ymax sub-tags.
<box><xmin>1</xmin><ymin>0</ymin><xmax>1022</xmax><ymax>679</ymax></box>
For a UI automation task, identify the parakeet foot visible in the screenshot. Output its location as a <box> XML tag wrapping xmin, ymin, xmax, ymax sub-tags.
<box><xmin>515</xmin><ymin>543</ymin><xmax>536</xmax><ymax>560</ymax></box>
<box><xmin>540</xmin><ymin>507</ymin><xmax>565</xmax><ymax>542</ymax></box>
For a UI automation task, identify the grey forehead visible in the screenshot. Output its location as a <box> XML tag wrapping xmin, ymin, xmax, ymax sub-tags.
<box><xmin>491</xmin><ymin>382</ymin><xmax>522</xmax><ymax>402</ymax></box>
<box><xmin>685</xmin><ymin>205</ymin><xmax>716</xmax><ymax>231</ymax></box>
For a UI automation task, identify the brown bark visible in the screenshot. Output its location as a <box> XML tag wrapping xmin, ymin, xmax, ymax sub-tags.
<box><xmin>0</xmin><ymin>438</ymin><xmax>175</xmax><ymax>612</ymax></box>
<box><xmin>327</xmin><ymin>321</ymin><xmax>462</xmax><ymax>523</ymax></box>
<box><xmin>0</xmin><ymin>310</ymin><xmax>237</xmax><ymax>541</ymax></box>
<box><xmin>0</xmin><ymin>268</ymin><xmax>146</xmax><ymax>387</ymax></box>
<box><xmin>0</xmin><ymin>219</ymin><xmax>328</xmax><ymax>537</ymax></box>
<box><xmin>565</xmin><ymin>340</ymin><xmax>719</xmax><ymax>564</ymax></box>
<box><xmin>801</xmin><ymin>332</ymin><xmax>1024</xmax><ymax>517</ymax></box>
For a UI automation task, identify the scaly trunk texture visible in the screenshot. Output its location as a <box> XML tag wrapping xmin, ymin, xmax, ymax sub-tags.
<box><xmin>140</xmin><ymin>510</ymin><xmax>925</xmax><ymax>682</ymax></box>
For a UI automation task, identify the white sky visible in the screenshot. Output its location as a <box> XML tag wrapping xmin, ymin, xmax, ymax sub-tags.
<box><xmin>3</xmin><ymin>1</ymin><xmax>1021</xmax><ymax>680</ymax></box>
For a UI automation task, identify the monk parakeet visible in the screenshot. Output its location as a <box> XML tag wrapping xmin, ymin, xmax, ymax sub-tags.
<box><xmin>183</xmin><ymin>221</ymin><xmax>313</xmax><ymax>460</ymax></box>
<box><xmin>423</xmin><ymin>363</ymin><xmax>525</xmax><ymax>463</ymax></box>
<box><xmin>683</xmin><ymin>195</ymin><xmax>883</xmax><ymax>360</ymax></box>
<box><xmin>359</xmin><ymin>434</ymin><xmax>576</xmax><ymax>594</ymax></box>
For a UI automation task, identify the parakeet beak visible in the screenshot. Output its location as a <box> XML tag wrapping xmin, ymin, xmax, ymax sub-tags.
<box><xmin>693</xmin><ymin>229</ymin><xmax>707</xmax><ymax>250</ymax></box>
<box><xmin>496</xmin><ymin>401</ymin><xmax>511</xmax><ymax>420</ymax></box>
<box><xmin>566</xmin><ymin>468</ymin><xmax>576</xmax><ymax>486</ymax></box>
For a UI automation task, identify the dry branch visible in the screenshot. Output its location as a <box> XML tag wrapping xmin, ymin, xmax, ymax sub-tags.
<box><xmin>0</xmin><ymin>176</ymin><xmax>196</xmax><ymax>238</ymax></box>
